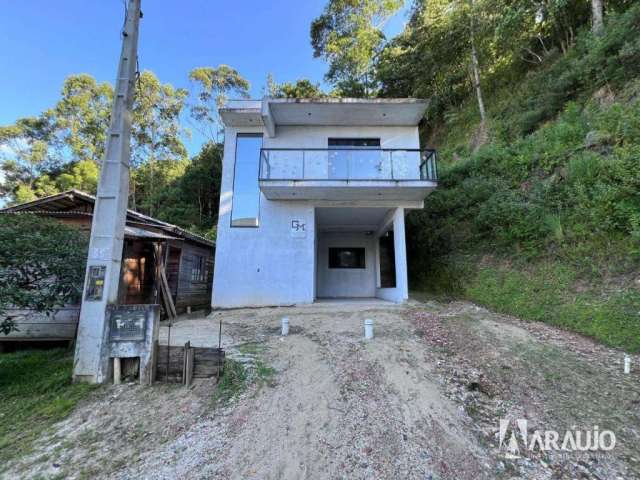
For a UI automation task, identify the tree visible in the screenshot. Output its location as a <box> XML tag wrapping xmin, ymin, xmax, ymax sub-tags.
<box><xmin>311</xmin><ymin>0</ymin><xmax>402</xmax><ymax>96</ymax></box>
<box><xmin>592</xmin><ymin>0</ymin><xmax>604</xmax><ymax>35</ymax></box>
<box><xmin>150</xmin><ymin>142</ymin><xmax>223</xmax><ymax>237</ymax></box>
<box><xmin>0</xmin><ymin>116</ymin><xmax>58</xmax><ymax>201</ymax></box>
<box><xmin>188</xmin><ymin>65</ymin><xmax>250</xmax><ymax>141</ymax></box>
<box><xmin>53</xmin><ymin>74</ymin><xmax>113</xmax><ymax>165</ymax></box>
<box><xmin>0</xmin><ymin>75</ymin><xmax>111</xmax><ymax>203</ymax></box>
<box><xmin>130</xmin><ymin>70</ymin><xmax>189</xmax><ymax>215</ymax></box>
<box><xmin>269</xmin><ymin>78</ymin><xmax>327</xmax><ymax>98</ymax></box>
<box><xmin>55</xmin><ymin>160</ymin><xmax>99</xmax><ymax>193</ymax></box>
<box><xmin>0</xmin><ymin>216</ymin><xmax>88</xmax><ymax>334</ymax></box>
<box><xmin>469</xmin><ymin>0</ymin><xmax>487</xmax><ymax>125</ymax></box>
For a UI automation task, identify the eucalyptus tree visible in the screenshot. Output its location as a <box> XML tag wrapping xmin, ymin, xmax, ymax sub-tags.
<box><xmin>53</xmin><ymin>74</ymin><xmax>113</xmax><ymax>165</ymax></box>
<box><xmin>1</xmin><ymin>71</ymin><xmax>189</xmax><ymax>212</ymax></box>
<box><xmin>188</xmin><ymin>65</ymin><xmax>250</xmax><ymax>142</ymax></box>
<box><xmin>310</xmin><ymin>0</ymin><xmax>402</xmax><ymax>96</ymax></box>
<box><xmin>130</xmin><ymin>70</ymin><xmax>189</xmax><ymax>215</ymax></box>
<box><xmin>0</xmin><ymin>115</ymin><xmax>58</xmax><ymax>203</ymax></box>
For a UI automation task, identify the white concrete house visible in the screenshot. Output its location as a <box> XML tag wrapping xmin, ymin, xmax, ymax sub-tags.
<box><xmin>212</xmin><ymin>98</ymin><xmax>437</xmax><ymax>308</ymax></box>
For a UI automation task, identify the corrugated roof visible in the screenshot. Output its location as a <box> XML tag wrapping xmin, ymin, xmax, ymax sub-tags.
<box><xmin>0</xmin><ymin>189</ymin><xmax>214</xmax><ymax>247</ymax></box>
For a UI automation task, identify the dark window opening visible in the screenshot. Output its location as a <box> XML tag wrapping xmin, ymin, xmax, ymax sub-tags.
<box><xmin>191</xmin><ymin>255</ymin><xmax>206</xmax><ymax>282</ymax></box>
<box><xmin>379</xmin><ymin>232</ymin><xmax>396</xmax><ymax>288</ymax></box>
<box><xmin>329</xmin><ymin>247</ymin><xmax>366</xmax><ymax>269</ymax></box>
<box><xmin>328</xmin><ymin>138</ymin><xmax>380</xmax><ymax>148</ymax></box>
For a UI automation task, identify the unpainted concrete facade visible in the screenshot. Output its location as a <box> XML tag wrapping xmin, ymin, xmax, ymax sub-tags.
<box><xmin>212</xmin><ymin>99</ymin><xmax>436</xmax><ymax>308</ymax></box>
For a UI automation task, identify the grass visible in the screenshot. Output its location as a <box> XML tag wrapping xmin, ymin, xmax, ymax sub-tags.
<box><xmin>0</xmin><ymin>348</ymin><xmax>97</xmax><ymax>466</ymax></box>
<box><xmin>466</xmin><ymin>262</ymin><xmax>640</xmax><ymax>352</ymax></box>
<box><xmin>417</xmin><ymin>255</ymin><xmax>640</xmax><ymax>353</ymax></box>
<box><xmin>214</xmin><ymin>359</ymin><xmax>248</xmax><ymax>402</ymax></box>
<box><xmin>214</xmin><ymin>343</ymin><xmax>278</xmax><ymax>403</ymax></box>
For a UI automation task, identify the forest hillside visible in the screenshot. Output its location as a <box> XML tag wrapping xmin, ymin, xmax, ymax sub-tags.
<box><xmin>373</xmin><ymin>2</ymin><xmax>640</xmax><ymax>351</ymax></box>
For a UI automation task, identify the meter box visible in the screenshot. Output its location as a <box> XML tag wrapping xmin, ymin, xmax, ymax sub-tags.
<box><xmin>85</xmin><ymin>265</ymin><xmax>106</xmax><ymax>301</ymax></box>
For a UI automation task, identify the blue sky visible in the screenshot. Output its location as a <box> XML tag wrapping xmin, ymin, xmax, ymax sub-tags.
<box><xmin>0</xmin><ymin>0</ymin><xmax>409</xmax><ymax>155</ymax></box>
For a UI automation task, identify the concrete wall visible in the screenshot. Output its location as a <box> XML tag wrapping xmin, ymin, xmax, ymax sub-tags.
<box><xmin>264</xmin><ymin>125</ymin><xmax>420</xmax><ymax>150</ymax></box>
<box><xmin>316</xmin><ymin>233</ymin><xmax>376</xmax><ymax>298</ymax></box>
<box><xmin>212</xmin><ymin>126</ymin><xmax>316</xmax><ymax>308</ymax></box>
<box><xmin>212</xmin><ymin>124</ymin><xmax>419</xmax><ymax>308</ymax></box>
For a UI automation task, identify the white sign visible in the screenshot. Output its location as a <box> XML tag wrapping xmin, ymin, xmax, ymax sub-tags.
<box><xmin>290</xmin><ymin>220</ymin><xmax>306</xmax><ymax>238</ymax></box>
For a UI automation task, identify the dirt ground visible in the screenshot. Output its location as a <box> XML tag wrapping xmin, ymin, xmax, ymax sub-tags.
<box><xmin>3</xmin><ymin>299</ymin><xmax>639</xmax><ymax>480</ymax></box>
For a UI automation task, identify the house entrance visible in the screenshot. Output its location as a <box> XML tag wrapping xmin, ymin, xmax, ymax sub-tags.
<box><xmin>315</xmin><ymin>207</ymin><xmax>393</xmax><ymax>299</ymax></box>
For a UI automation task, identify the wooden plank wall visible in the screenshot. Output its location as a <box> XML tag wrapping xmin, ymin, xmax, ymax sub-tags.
<box><xmin>175</xmin><ymin>242</ymin><xmax>214</xmax><ymax>313</ymax></box>
<box><xmin>155</xmin><ymin>344</ymin><xmax>224</xmax><ymax>383</ymax></box>
<box><xmin>2</xmin><ymin>306</ymin><xmax>79</xmax><ymax>341</ymax></box>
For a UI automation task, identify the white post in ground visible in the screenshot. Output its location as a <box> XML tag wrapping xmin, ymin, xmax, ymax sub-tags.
<box><xmin>73</xmin><ymin>0</ymin><xmax>142</xmax><ymax>384</ymax></box>
<box><xmin>624</xmin><ymin>354</ymin><xmax>631</xmax><ymax>374</ymax></box>
<box><xmin>392</xmin><ymin>208</ymin><xmax>409</xmax><ymax>302</ymax></box>
<box><xmin>364</xmin><ymin>319</ymin><xmax>374</xmax><ymax>340</ymax></box>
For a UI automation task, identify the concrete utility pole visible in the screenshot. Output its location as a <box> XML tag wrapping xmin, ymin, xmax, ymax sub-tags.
<box><xmin>73</xmin><ymin>0</ymin><xmax>142</xmax><ymax>383</ymax></box>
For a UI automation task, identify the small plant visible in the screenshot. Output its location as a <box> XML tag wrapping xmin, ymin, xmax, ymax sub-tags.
<box><xmin>214</xmin><ymin>359</ymin><xmax>247</xmax><ymax>403</ymax></box>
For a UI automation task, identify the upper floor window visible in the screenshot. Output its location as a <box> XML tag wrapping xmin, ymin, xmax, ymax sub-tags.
<box><xmin>327</xmin><ymin>138</ymin><xmax>381</xmax><ymax>179</ymax></box>
<box><xmin>231</xmin><ymin>134</ymin><xmax>263</xmax><ymax>227</ymax></box>
<box><xmin>328</xmin><ymin>138</ymin><xmax>380</xmax><ymax>148</ymax></box>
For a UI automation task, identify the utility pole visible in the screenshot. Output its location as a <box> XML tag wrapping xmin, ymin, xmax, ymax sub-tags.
<box><xmin>73</xmin><ymin>0</ymin><xmax>142</xmax><ymax>383</ymax></box>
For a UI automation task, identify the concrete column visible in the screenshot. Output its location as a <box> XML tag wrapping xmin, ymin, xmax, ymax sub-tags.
<box><xmin>392</xmin><ymin>208</ymin><xmax>409</xmax><ymax>302</ymax></box>
<box><xmin>73</xmin><ymin>0</ymin><xmax>141</xmax><ymax>384</ymax></box>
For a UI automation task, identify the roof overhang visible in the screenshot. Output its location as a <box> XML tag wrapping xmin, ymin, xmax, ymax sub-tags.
<box><xmin>0</xmin><ymin>189</ymin><xmax>214</xmax><ymax>247</ymax></box>
<box><xmin>220</xmin><ymin>98</ymin><xmax>428</xmax><ymax>138</ymax></box>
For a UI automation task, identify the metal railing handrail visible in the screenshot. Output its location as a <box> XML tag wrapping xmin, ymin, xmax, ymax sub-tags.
<box><xmin>261</xmin><ymin>147</ymin><xmax>435</xmax><ymax>152</ymax></box>
<box><xmin>259</xmin><ymin>147</ymin><xmax>437</xmax><ymax>182</ymax></box>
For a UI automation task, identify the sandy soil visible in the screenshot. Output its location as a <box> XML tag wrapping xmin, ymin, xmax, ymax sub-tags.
<box><xmin>3</xmin><ymin>299</ymin><xmax>639</xmax><ymax>480</ymax></box>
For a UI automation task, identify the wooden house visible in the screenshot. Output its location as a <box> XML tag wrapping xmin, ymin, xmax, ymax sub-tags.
<box><xmin>0</xmin><ymin>189</ymin><xmax>214</xmax><ymax>345</ymax></box>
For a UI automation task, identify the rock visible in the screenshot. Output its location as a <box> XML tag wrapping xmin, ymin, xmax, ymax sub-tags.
<box><xmin>585</xmin><ymin>130</ymin><xmax>601</xmax><ymax>148</ymax></box>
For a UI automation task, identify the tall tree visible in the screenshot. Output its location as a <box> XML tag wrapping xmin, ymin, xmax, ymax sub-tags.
<box><xmin>188</xmin><ymin>65</ymin><xmax>250</xmax><ymax>141</ymax></box>
<box><xmin>469</xmin><ymin>0</ymin><xmax>487</xmax><ymax>125</ymax></box>
<box><xmin>592</xmin><ymin>0</ymin><xmax>604</xmax><ymax>35</ymax></box>
<box><xmin>311</xmin><ymin>0</ymin><xmax>402</xmax><ymax>96</ymax></box>
<box><xmin>1</xmin><ymin>72</ymin><xmax>189</xmax><ymax>211</ymax></box>
<box><xmin>129</xmin><ymin>70</ymin><xmax>189</xmax><ymax>215</ymax></box>
<box><xmin>0</xmin><ymin>115</ymin><xmax>58</xmax><ymax>201</ymax></box>
<box><xmin>53</xmin><ymin>74</ymin><xmax>113</xmax><ymax>165</ymax></box>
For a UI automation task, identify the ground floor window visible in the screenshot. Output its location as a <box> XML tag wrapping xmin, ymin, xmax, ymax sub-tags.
<box><xmin>191</xmin><ymin>255</ymin><xmax>205</xmax><ymax>282</ymax></box>
<box><xmin>329</xmin><ymin>247</ymin><xmax>366</xmax><ymax>269</ymax></box>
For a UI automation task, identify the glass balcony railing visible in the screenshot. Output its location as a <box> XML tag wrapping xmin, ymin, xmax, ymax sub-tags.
<box><xmin>259</xmin><ymin>148</ymin><xmax>437</xmax><ymax>182</ymax></box>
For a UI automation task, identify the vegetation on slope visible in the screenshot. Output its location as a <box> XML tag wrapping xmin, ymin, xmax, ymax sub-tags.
<box><xmin>0</xmin><ymin>349</ymin><xmax>96</xmax><ymax>466</ymax></box>
<box><xmin>397</xmin><ymin>5</ymin><xmax>640</xmax><ymax>351</ymax></box>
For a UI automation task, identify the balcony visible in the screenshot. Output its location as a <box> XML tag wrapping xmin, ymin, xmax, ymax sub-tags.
<box><xmin>258</xmin><ymin>148</ymin><xmax>438</xmax><ymax>202</ymax></box>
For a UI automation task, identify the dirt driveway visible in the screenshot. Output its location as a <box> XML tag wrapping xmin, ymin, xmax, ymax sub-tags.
<box><xmin>4</xmin><ymin>299</ymin><xmax>639</xmax><ymax>479</ymax></box>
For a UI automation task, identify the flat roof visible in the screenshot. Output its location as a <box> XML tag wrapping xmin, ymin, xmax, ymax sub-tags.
<box><xmin>219</xmin><ymin>98</ymin><xmax>428</xmax><ymax>132</ymax></box>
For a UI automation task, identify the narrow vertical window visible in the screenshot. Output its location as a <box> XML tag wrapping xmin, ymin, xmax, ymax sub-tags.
<box><xmin>231</xmin><ymin>134</ymin><xmax>262</xmax><ymax>227</ymax></box>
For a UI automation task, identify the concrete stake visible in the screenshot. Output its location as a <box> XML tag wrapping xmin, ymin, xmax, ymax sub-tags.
<box><xmin>364</xmin><ymin>319</ymin><xmax>374</xmax><ymax>340</ymax></box>
<box><xmin>113</xmin><ymin>357</ymin><xmax>121</xmax><ymax>385</ymax></box>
